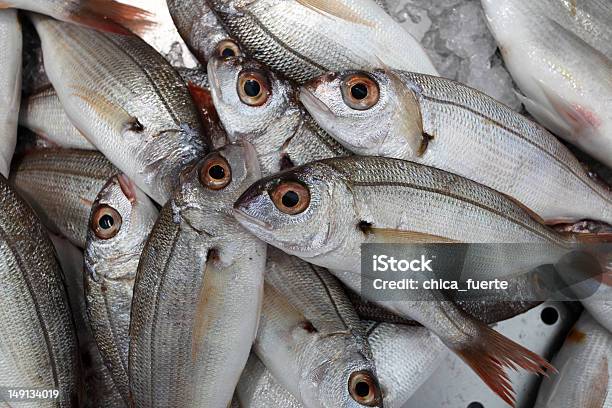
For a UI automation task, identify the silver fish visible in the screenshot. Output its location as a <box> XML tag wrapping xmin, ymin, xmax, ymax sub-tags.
<box><xmin>30</xmin><ymin>15</ymin><xmax>210</xmax><ymax>204</ymax></box>
<box><xmin>534</xmin><ymin>313</ymin><xmax>611</xmax><ymax>408</ymax></box>
<box><xmin>167</xmin><ymin>0</ymin><xmax>241</xmax><ymax>65</ymax></box>
<box><xmin>257</xmin><ymin>248</ymin><xmax>382</xmax><ymax>407</ymax></box>
<box><xmin>19</xmin><ymin>86</ymin><xmax>96</xmax><ymax>150</ymax></box>
<box><xmin>0</xmin><ymin>175</ymin><xmax>79</xmax><ymax>407</ymax></box>
<box><xmin>232</xmin><ymin>156</ymin><xmax>579</xmax><ymax>406</ymax></box>
<box><xmin>481</xmin><ymin>0</ymin><xmax>612</xmax><ymax>168</ymax></box>
<box><xmin>237</xmin><ymin>354</ymin><xmax>303</xmax><ymax>408</ymax></box>
<box><xmin>0</xmin><ymin>9</ymin><xmax>21</xmax><ymax>177</ymax></box>
<box><xmin>129</xmin><ymin>142</ymin><xmax>266</xmax><ymax>408</ymax></box>
<box><xmin>208</xmin><ymin>56</ymin><xmax>349</xmax><ymax>176</ymax></box>
<box><xmin>50</xmin><ymin>235</ymin><xmax>125</xmax><ymax>408</ymax></box>
<box><xmin>206</xmin><ymin>0</ymin><xmax>437</xmax><ymax>83</ymax></box>
<box><xmin>84</xmin><ymin>175</ymin><xmax>158</xmax><ymax>404</ymax></box>
<box><xmin>365</xmin><ymin>322</ymin><xmax>447</xmax><ymax>407</ymax></box>
<box><xmin>300</xmin><ymin>69</ymin><xmax>612</xmax><ymax>225</ymax></box>
<box><xmin>0</xmin><ymin>0</ymin><xmax>152</xmax><ymax>35</ymax></box>
<box><xmin>10</xmin><ymin>149</ymin><xmax>119</xmax><ymax>248</ymax></box>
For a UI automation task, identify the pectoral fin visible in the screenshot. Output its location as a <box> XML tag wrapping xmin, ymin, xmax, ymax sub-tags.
<box><xmin>361</xmin><ymin>224</ymin><xmax>457</xmax><ymax>244</ymax></box>
<box><xmin>70</xmin><ymin>0</ymin><xmax>155</xmax><ymax>36</ymax></box>
<box><xmin>296</xmin><ymin>0</ymin><xmax>374</xmax><ymax>27</ymax></box>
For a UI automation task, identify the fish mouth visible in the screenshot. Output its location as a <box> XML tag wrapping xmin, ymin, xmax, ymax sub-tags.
<box><xmin>299</xmin><ymin>88</ymin><xmax>335</xmax><ymax>120</ymax></box>
<box><xmin>232</xmin><ymin>207</ymin><xmax>273</xmax><ymax>231</ymax></box>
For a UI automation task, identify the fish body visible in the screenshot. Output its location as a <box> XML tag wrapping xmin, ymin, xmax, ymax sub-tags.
<box><xmin>481</xmin><ymin>0</ymin><xmax>612</xmax><ymax>168</ymax></box>
<box><xmin>234</xmin><ymin>156</ymin><xmax>569</xmax><ymax>405</ymax></box>
<box><xmin>10</xmin><ymin>149</ymin><xmax>119</xmax><ymax>248</ymax></box>
<box><xmin>300</xmin><ymin>69</ymin><xmax>612</xmax><ymax>225</ymax></box>
<box><xmin>207</xmin><ymin>0</ymin><xmax>437</xmax><ymax>83</ymax></box>
<box><xmin>208</xmin><ymin>56</ymin><xmax>349</xmax><ymax>175</ymax></box>
<box><xmin>167</xmin><ymin>0</ymin><xmax>237</xmax><ymax>64</ymax></box>
<box><xmin>19</xmin><ymin>86</ymin><xmax>96</xmax><ymax>150</ymax></box>
<box><xmin>129</xmin><ymin>142</ymin><xmax>266</xmax><ymax>408</ymax></box>
<box><xmin>84</xmin><ymin>175</ymin><xmax>158</xmax><ymax>404</ymax></box>
<box><xmin>365</xmin><ymin>322</ymin><xmax>447</xmax><ymax>407</ymax></box>
<box><xmin>0</xmin><ymin>9</ymin><xmax>21</xmax><ymax>177</ymax></box>
<box><xmin>31</xmin><ymin>16</ymin><xmax>209</xmax><ymax>204</ymax></box>
<box><xmin>257</xmin><ymin>248</ymin><xmax>382</xmax><ymax>407</ymax></box>
<box><xmin>534</xmin><ymin>313</ymin><xmax>611</xmax><ymax>408</ymax></box>
<box><xmin>0</xmin><ymin>0</ymin><xmax>152</xmax><ymax>35</ymax></box>
<box><xmin>237</xmin><ymin>354</ymin><xmax>303</xmax><ymax>408</ymax></box>
<box><xmin>0</xmin><ymin>175</ymin><xmax>79</xmax><ymax>407</ymax></box>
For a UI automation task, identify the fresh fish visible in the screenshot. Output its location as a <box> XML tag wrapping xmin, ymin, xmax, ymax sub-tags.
<box><xmin>19</xmin><ymin>86</ymin><xmax>96</xmax><ymax>150</ymax></box>
<box><xmin>257</xmin><ymin>248</ymin><xmax>382</xmax><ymax>407</ymax></box>
<box><xmin>481</xmin><ymin>0</ymin><xmax>612</xmax><ymax>168</ymax></box>
<box><xmin>534</xmin><ymin>313</ymin><xmax>611</xmax><ymax>408</ymax></box>
<box><xmin>0</xmin><ymin>0</ymin><xmax>153</xmax><ymax>35</ymax></box>
<box><xmin>10</xmin><ymin>149</ymin><xmax>118</xmax><ymax>248</ymax></box>
<box><xmin>129</xmin><ymin>142</ymin><xmax>266</xmax><ymax>408</ymax></box>
<box><xmin>31</xmin><ymin>15</ymin><xmax>210</xmax><ymax>204</ymax></box>
<box><xmin>208</xmin><ymin>56</ymin><xmax>349</xmax><ymax>175</ymax></box>
<box><xmin>50</xmin><ymin>235</ymin><xmax>125</xmax><ymax>408</ymax></box>
<box><xmin>84</xmin><ymin>175</ymin><xmax>158</xmax><ymax>404</ymax></box>
<box><xmin>0</xmin><ymin>175</ymin><xmax>79</xmax><ymax>407</ymax></box>
<box><xmin>232</xmin><ymin>156</ymin><xmax>595</xmax><ymax>405</ymax></box>
<box><xmin>300</xmin><ymin>69</ymin><xmax>612</xmax><ymax>225</ymax></box>
<box><xmin>206</xmin><ymin>0</ymin><xmax>438</xmax><ymax>83</ymax></box>
<box><xmin>167</xmin><ymin>0</ymin><xmax>242</xmax><ymax>65</ymax></box>
<box><xmin>365</xmin><ymin>322</ymin><xmax>447</xmax><ymax>407</ymax></box>
<box><xmin>237</xmin><ymin>354</ymin><xmax>303</xmax><ymax>408</ymax></box>
<box><xmin>0</xmin><ymin>9</ymin><xmax>21</xmax><ymax>177</ymax></box>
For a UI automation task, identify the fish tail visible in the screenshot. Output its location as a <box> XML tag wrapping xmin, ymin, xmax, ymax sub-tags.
<box><xmin>453</xmin><ymin>321</ymin><xmax>555</xmax><ymax>407</ymax></box>
<box><xmin>69</xmin><ymin>0</ymin><xmax>155</xmax><ymax>36</ymax></box>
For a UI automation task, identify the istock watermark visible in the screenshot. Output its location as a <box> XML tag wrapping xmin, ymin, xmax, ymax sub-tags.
<box><xmin>360</xmin><ymin>243</ymin><xmax>610</xmax><ymax>302</ymax></box>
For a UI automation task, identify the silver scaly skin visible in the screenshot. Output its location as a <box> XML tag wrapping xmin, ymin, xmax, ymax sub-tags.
<box><xmin>233</xmin><ymin>156</ymin><xmax>578</xmax><ymax>405</ymax></box>
<box><xmin>208</xmin><ymin>56</ymin><xmax>349</xmax><ymax>176</ymax></box>
<box><xmin>237</xmin><ymin>354</ymin><xmax>303</xmax><ymax>408</ymax></box>
<box><xmin>10</xmin><ymin>149</ymin><xmax>119</xmax><ymax>248</ymax></box>
<box><xmin>19</xmin><ymin>86</ymin><xmax>95</xmax><ymax>150</ymax></box>
<box><xmin>534</xmin><ymin>313</ymin><xmax>612</xmax><ymax>408</ymax></box>
<box><xmin>300</xmin><ymin>69</ymin><xmax>612</xmax><ymax>225</ymax></box>
<box><xmin>84</xmin><ymin>175</ymin><xmax>158</xmax><ymax>404</ymax></box>
<box><xmin>30</xmin><ymin>15</ymin><xmax>210</xmax><ymax>205</ymax></box>
<box><xmin>129</xmin><ymin>142</ymin><xmax>266</xmax><ymax>408</ymax></box>
<box><xmin>0</xmin><ymin>175</ymin><xmax>79</xmax><ymax>407</ymax></box>
<box><xmin>206</xmin><ymin>0</ymin><xmax>437</xmax><ymax>83</ymax></box>
<box><xmin>257</xmin><ymin>248</ymin><xmax>382</xmax><ymax>408</ymax></box>
<box><xmin>0</xmin><ymin>9</ymin><xmax>21</xmax><ymax>177</ymax></box>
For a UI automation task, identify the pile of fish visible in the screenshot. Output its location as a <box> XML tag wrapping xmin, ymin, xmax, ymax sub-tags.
<box><xmin>0</xmin><ymin>0</ymin><xmax>610</xmax><ymax>407</ymax></box>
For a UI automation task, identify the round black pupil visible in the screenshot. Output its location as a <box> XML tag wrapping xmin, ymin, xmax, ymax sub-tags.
<box><xmin>208</xmin><ymin>165</ymin><xmax>225</xmax><ymax>180</ymax></box>
<box><xmin>281</xmin><ymin>191</ymin><xmax>300</xmax><ymax>208</ymax></box>
<box><xmin>221</xmin><ymin>47</ymin><xmax>235</xmax><ymax>57</ymax></box>
<box><xmin>244</xmin><ymin>79</ymin><xmax>261</xmax><ymax>97</ymax></box>
<box><xmin>355</xmin><ymin>381</ymin><xmax>370</xmax><ymax>398</ymax></box>
<box><xmin>350</xmin><ymin>83</ymin><xmax>368</xmax><ymax>100</ymax></box>
<box><xmin>99</xmin><ymin>214</ymin><xmax>114</xmax><ymax>230</ymax></box>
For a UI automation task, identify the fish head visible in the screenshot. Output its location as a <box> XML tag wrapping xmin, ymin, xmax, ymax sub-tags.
<box><xmin>174</xmin><ymin>140</ymin><xmax>262</xmax><ymax>232</ymax></box>
<box><xmin>85</xmin><ymin>174</ymin><xmax>158</xmax><ymax>279</ymax></box>
<box><xmin>233</xmin><ymin>160</ymin><xmax>357</xmax><ymax>258</ymax></box>
<box><xmin>301</xmin><ymin>70</ymin><xmax>419</xmax><ymax>158</ymax></box>
<box><xmin>207</xmin><ymin>56</ymin><xmax>297</xmax><ymax>140</ymax></box>
<box><xmin>300</xmin><ymin>335</ymin><xmax>383</xmax><ymax>408</ymax></box>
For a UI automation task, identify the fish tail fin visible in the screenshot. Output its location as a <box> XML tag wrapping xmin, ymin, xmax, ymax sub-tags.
<box><xmin>69</xmin><ymin>0</ymin><xmax>155</xmax><ymax>36</ymax></box>
<box><xmin>453</xmin><ymin>321</ymin><xmax>555</xmax><ymax>407</ymax></box>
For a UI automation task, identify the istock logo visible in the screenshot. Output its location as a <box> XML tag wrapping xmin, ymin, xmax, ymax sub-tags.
<box><xmin>372</xmin><ymin>254</ymin><xmax>433</xmax><ymax>272</ymax></box>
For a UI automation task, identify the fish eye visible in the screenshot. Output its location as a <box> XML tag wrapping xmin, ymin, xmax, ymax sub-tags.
<box><xmin>215</xmin><ymin>39</ymin><xmax>242</xmax><ymax>58</ymax></box>
<box><xmin>341</xmin><ymin>73</ymin><xmax>380</xmax><ymax>110</ymax></box>
<box><xmin>348</xmin><ymin>371</ymin><xmax>381</xmax><ymax>406</ymax></box>
<box><xmin>238</xmin><ymin>71</ymin><xmax>271</xmax><ymax>106</ymax></box>
<box><xmin>200</xmin><ymin>154</ymin><xmax>232</xmax><ymax>190</ymax></box>
<box><xmin>271</xmin><ymin>181</ymin><xmax>310</xmax><ymax>215</ymax></box>
<box><xmin>91</xmin><ymin>205</ymin><xmax>122</xmax><ymax>240</ymax></box>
